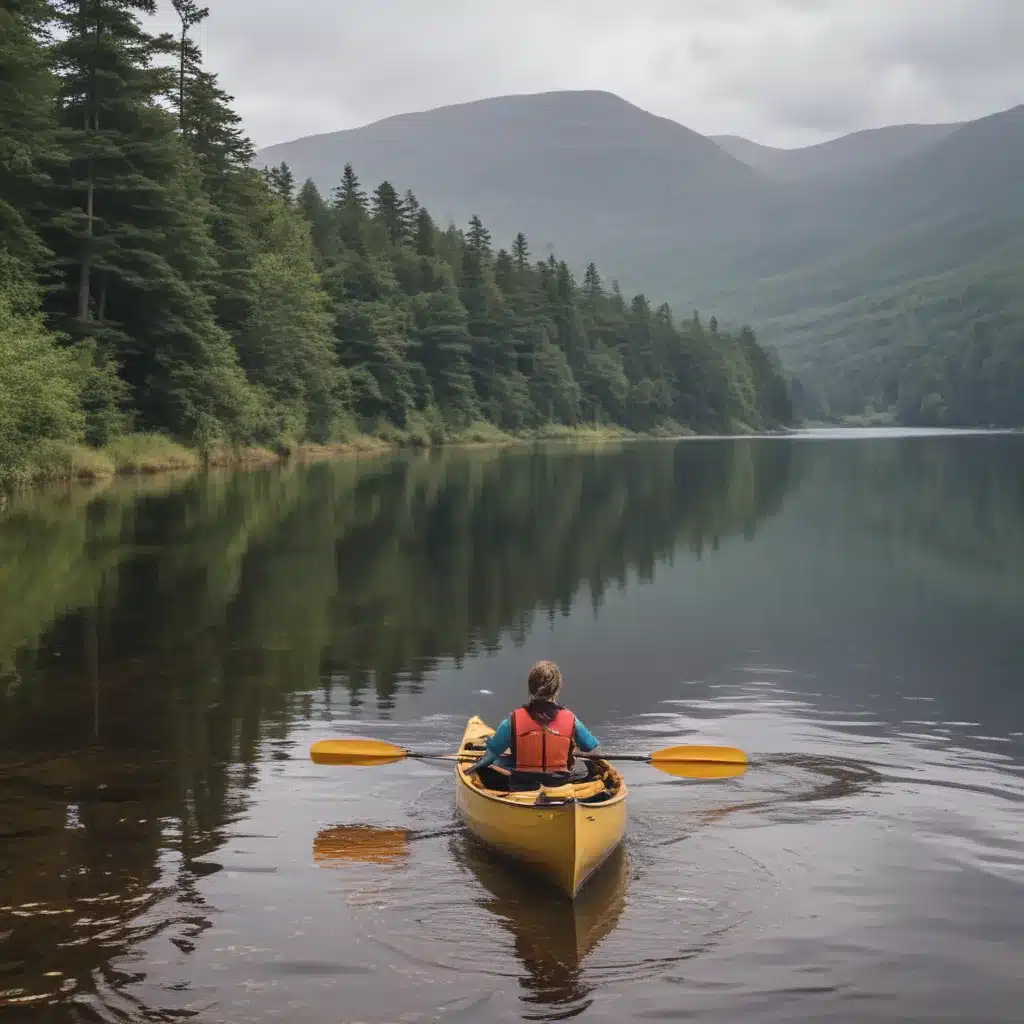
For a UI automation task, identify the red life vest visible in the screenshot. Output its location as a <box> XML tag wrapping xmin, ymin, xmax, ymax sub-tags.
<box><xmin>510</xmin><ymin>706</ymin><xmax>576</xmax><ymax>773</ymax></box>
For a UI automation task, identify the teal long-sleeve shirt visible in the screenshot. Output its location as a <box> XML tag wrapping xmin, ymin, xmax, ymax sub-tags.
<box><xmin>471</xmin><ymin>712</ymin><xmax>599</xmax><ymax>771</ymax></box>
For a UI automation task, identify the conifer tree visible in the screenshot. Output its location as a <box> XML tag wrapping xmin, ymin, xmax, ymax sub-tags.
<box><xmin>511</xmin><ymin>232</ymin><xmax>529</xmax><ymax>268</ymax></box>
<box><xmin>46</xmin><ymin>0</ymin><xmax>253</xmax><ymax>442</ymax></box>
<box><xmin>0</xmin><ymin>0</ymin><xmax>57</xmax><ymax>269</ymax></box>
<box><xmin>170</xmin><ymin>0</ymin><xmax>208</xmax><ymax>132</ymax></box>
<box><xmin>371</xmin><ymin>180</ymin><xmax>404</xmax><ymax>246</ymax></box>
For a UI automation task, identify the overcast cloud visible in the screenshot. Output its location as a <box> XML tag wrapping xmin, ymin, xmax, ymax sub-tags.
<box><xmin>151</xmin><ymin>0</ymin><xmax>1024</xmax><ymax>149</ymax></box>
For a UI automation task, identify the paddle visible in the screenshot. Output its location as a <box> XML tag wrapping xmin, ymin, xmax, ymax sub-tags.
<box><xmin>308</xmin><ymin>738</ymin><xmax>747</xmax><ymax>780</ymax></box>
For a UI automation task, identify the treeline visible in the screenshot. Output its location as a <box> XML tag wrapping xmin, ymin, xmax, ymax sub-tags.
<box><xmin>0</xmin><ymin>1</ymin><xmax>793</xmax><ymax>485</ymax></box>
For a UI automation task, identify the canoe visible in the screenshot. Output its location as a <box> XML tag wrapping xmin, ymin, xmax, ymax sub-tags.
<box><xmin>454</xmin><ymin>715</ymin><xmax>628</xmax><ymax>898</ymax></box>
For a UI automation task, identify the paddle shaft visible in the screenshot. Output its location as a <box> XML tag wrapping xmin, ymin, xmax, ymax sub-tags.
<box><xmin>431</xmin><ymin>751</ymin><xmax>704</xmax><ymax>766</ymax></box>
<box><xmin>308</xmin><ymin>737</ymin><xmax>746</xmax><ymax>769</ymax></box>
<box><xmin>369</xmin><ymin>751</ymin><xmax>635</xmax><ymax>765</ymax></box>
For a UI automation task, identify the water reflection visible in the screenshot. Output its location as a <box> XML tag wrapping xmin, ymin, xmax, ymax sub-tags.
<box><xmin>1</xmin><ymin>434</ymin><xmax>1023</xmax><ymax>1021</ymax></box>
<box><xmin>313</xmin><ymin>823</ymin><xmax>412</xmax><ymax>866</ymax></box>
<box><xmin>454</xmin><ymin>839</ymin><xmax>632</xmax><ymax>1020</ymax></box>
<box><xmin>311</xmin><ymin>820</ymin><xmax>634</xmax><ymax>1020</ymax></box>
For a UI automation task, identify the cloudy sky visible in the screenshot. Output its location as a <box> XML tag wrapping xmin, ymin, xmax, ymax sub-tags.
<box><xmin>152</xmin><ymin>0</ymin><xmax>1024</xmax><ymax>149</ymax></box>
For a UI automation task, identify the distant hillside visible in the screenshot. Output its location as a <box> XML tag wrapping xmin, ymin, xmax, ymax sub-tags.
<box><xmin>698</xmin><ymin>106</ymin><xmax>1024</xmax><ymax>420</ymax></box>
<box><xmin>713</xmin><ymin>123</ymin><xmax>961</xmax><ymax>183</ymax></box>
<box><xmin>260</xmin><ymin>96</ymin><xmax>1024</xmax><ymax>426</ymax></box>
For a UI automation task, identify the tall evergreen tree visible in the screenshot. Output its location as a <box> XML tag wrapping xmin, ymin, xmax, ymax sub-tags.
<box><xmin>511</xmin><ymin>232</ymin><xmax>529</xmax><ymax>268</ymax></box>
<box><xmin>466</xmin><ymin>214</ymin><xmax>492</xmax><ymax>260</ymax></box>
<box><xmin>414</xmin><ymin>207</ymin><xmax>436</xmax><ymax>258</ymax></box>
<box><xmin>170</xmin><ymin>0</ymin><xmax>208</xmax><ymax>132</ymax></box>
<box><xmin>267</xmin><ymin>161</ymin><xmax>295</xmax><ymax>203</ymax></box>
<box><xmin>0</xmin><ymin>0</ymin><xmax>58</xmax><ymax>269</ymax></box>
<box><xmin>46</xmin><ymin>0</ymin><xmax>253</xmax><ymax>442</ymax></box>
<box><xmin>371</xmin><ymin>180</ymin><xmax>404</xmax><ymax>246</ymax></box>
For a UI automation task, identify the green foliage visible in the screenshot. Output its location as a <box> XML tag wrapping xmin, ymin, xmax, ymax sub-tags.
<box><xmin>104</xmin><ymin>432</ymin><xmax>199</xmax><ymax>473</ymax></box>
<box><xmin>0</xmin><ymin>0</ymin><xmax>58</xmax><ymax>267</ymax></box>
<box><xmin>772</xmin><ymin>255</ymin><xmax>1024</xmax><ymax>426</ymax></box>
<box><xmin>0</xmin><ymin>265</ymin><xmax>84</xmax><ymax>480</ymax></box>
<box><xmin>235</xmin><ymin>198</ymin><xmax>345</xmax><ymax>443</ymax></box>
<box><xmin>21</xmin><ymin>439</ymin><xmax>115</xmax><ymax>482</ymax></box>
<box><xmin>290</xmin><ymin>179</ymin><xmax>791</xmax><ymax>436</ymax></box>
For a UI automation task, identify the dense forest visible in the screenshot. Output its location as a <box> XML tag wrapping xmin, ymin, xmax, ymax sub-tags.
<box><xmin>0</xmin><ymin>1</ymin><xmax>792</xmax><ymax>486</ymax></box>
<box><xmin>261</xmin><ymin>88</ymin><xmax>1024</xmax><ymax>431</ymax></box>
<box><xmin>755</xmin><ymin>251</ymin><xmax>1024</xmax><ymax>426</ymax></box>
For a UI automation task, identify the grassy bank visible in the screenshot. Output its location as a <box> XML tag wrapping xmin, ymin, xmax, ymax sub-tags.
<box><xmin>1</xmin><ymin>421</ymin><xmax>711</xmax><ymax>492</ymax></box>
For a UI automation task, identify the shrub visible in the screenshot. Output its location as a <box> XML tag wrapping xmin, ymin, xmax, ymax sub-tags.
<box><xmin>0</xmin><ymin>276</ymin><xmax>85</xmax><ymax>484</ymax></box>
<box><xmin>103</xmin><ymin>433</ymin><xmax>200</xmax><ymax>474</ymax></box>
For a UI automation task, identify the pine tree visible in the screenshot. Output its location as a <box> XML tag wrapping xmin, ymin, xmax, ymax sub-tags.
<box><xmin>186</xmin><ymin>70</ymin><xmax>254</xmax><ymax>180</ymax></box>
<box><xmin>414</xmin><ymin>207</ymin><xmax>436</xmax><ymax>258</ymax></box>
<box><xmin>371</xmin><ymin>180</ymin><xmax>404</xmax><ymax>247</ymax></box>
<box><xmin>332</xmin><ymin>163</ymin><xmax>367</xmax><ymax>249</ymax></box>
<box><xmin>267</xmin><ymin>162</ymin><xmax>295</xmax><ymax>204</ymax></box>
<box><xmin>401</xmin><ymin>188</ymin><xmax>420</xmax><ymax>238</ymax></box>
<box><xmin>296</xmin><ymin>177</ymin><xmax>333</xmax><ymax>259</ymax></box>
<box><xmin>170</xmin><ymin>0</ymin><xmax>208</xmax><ymax>132</ymax></box>
<box><xmin>511</xmin><ymin>232</ymin><xmax>529</xmax><ymax>268</ymax></box>
<box><xmin>466</xmin><ymin>214</ymin><xmax>492</xmax><ymax>261</ymax></box>
<box><xmin>0</xmin><ymin>0</ymin><xmax>58</xmax><ymax>269</ymax></box>
<box><xmin>46</xmin><ymin>0</ymin><xmax>253</xmax><ymax>442</ymax></box>
<box><xmin>410</xmin><ymin>290</ymin><xmax>478</xmax><ymax>424</ymax></box>
<box><xmin>582</xmin><ymin>263</ymin><xmax>603</xmax><ymax>301</ymax></box>
<box><xmin>494</xmin><ymin>249</ymin><xmax>514</xmax><ymax>293</ymax></box>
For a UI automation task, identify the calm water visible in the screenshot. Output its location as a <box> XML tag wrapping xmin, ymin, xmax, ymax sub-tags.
<box><xmin>1</xmin><ymin>432</ymin><xmax>1022</xmax><ymax>1023</ymax></box>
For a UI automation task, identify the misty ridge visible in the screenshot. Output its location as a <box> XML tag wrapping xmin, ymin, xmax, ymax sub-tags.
<box><xmin>258</xmin><ymin>90</ymin><xmax>1024</xmax><ymax>426</ymax></box>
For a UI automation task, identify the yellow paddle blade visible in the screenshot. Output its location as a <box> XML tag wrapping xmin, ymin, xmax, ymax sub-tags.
<box><xmin>313</xmin><ymin>825</ymin><xmax>410</xmax><ymax>866</ymax></box>
<box><xmin>650</xmin><ymin>759</ymin><xmax>747</xmax><ymax>780</ymax></box>
<box><xmin>309</xmin><ymin>738</ymin><xmax>409</xmax><ymax>766</ymax></box>
<box><xmin>650</xmin><ymin>744</ymin><xmax>747</xmax><ymax>765</ymax></box>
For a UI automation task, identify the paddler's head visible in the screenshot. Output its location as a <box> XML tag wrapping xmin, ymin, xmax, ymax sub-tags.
<box><xmin>527</xmin><ymin>660</ymin><xmax>563</xmax><ymax>703</ymax></box>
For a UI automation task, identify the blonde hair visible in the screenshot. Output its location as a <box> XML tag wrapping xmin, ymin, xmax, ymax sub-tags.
<box><xmin>527</xmin><ymin>660</ymin><xmax>563</xmax><ymax>702</ymax></box>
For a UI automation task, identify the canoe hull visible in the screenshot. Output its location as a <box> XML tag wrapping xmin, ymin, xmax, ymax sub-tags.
<box><xmin>455</xmin><ymin>716</ymin><xmax>628</xmax><ymax>898</ymax></box>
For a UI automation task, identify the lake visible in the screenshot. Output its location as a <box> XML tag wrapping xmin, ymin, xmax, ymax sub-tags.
<box><xmin>2</xmin><ymin>431</ymin><xmax>1022</xmax><ymax>1023</ymax></box>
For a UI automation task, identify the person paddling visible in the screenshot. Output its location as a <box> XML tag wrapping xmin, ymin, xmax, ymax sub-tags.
<box><xmin>466</xmin><ymin>661</ymin><xmax>600</xmax><ymax>787</ymax></box>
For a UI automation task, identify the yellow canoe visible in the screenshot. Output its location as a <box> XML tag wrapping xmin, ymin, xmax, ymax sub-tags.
<box><xmin>454</xmin><ymin>715</ymin><xmax>628</xmax><ymax>898</ymax></box>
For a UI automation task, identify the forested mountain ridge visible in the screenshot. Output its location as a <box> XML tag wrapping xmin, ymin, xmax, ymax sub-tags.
<box><xmin>261</xmin><ymin>92</ymin><xmax>1024</xmax><ymax>427</ymax></box>
<box><xmin>256</xmin><ymin>90</ymin><xmax>773</xmax><ymax>282</ymax></box>
<box><xmin>0</xmin><ymin>7</ymin><xmax>791</xmax><ymax>488</ymax></box>
<box><xmin>695</xmin><ymin>104</ymin><xmax>1024</xmax><ymax>422</ymax></box>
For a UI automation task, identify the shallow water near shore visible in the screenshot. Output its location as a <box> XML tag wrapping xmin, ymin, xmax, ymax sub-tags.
<box><xmin>2</xmin><ymin>431</ymin><xmax>1022</xmax><ymax>1022</ymax></box>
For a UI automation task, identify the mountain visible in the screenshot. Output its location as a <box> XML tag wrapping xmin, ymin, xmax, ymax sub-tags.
<box><xmin>698</xmin><ymin>105</ymin><xmax>1024</xmax><ymax>420</ymax></box>
<box><xmin>256</xmin><ymin>90</ymin><xmax>774</xmax><ymax>282</ymax></box>
<box><xmin>712</xmin><ymin>123</ymin><xmax>961</xmax><ymax>183</ymax></box>
<box><xmin>259</xmin><ymin>95</ymin><xmax>1024</xmax><ymax>425</ymax></box>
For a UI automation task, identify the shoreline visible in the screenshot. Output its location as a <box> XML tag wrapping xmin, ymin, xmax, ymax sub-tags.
<box><xmin>0</xmin><ymin>427</ymin><xmax>656</xmax><ymax>495</ymax></box>
<box><xmin>5</xmin><ymin>423</ymin><xmax>1019</xmax><ymax>500</ymax></box>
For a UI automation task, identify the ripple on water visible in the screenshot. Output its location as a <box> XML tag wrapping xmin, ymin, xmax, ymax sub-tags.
<box><xmin>301</xmin><ymin>743</ymin><xmax>892</xmax><ymax>1023</ymax></box>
